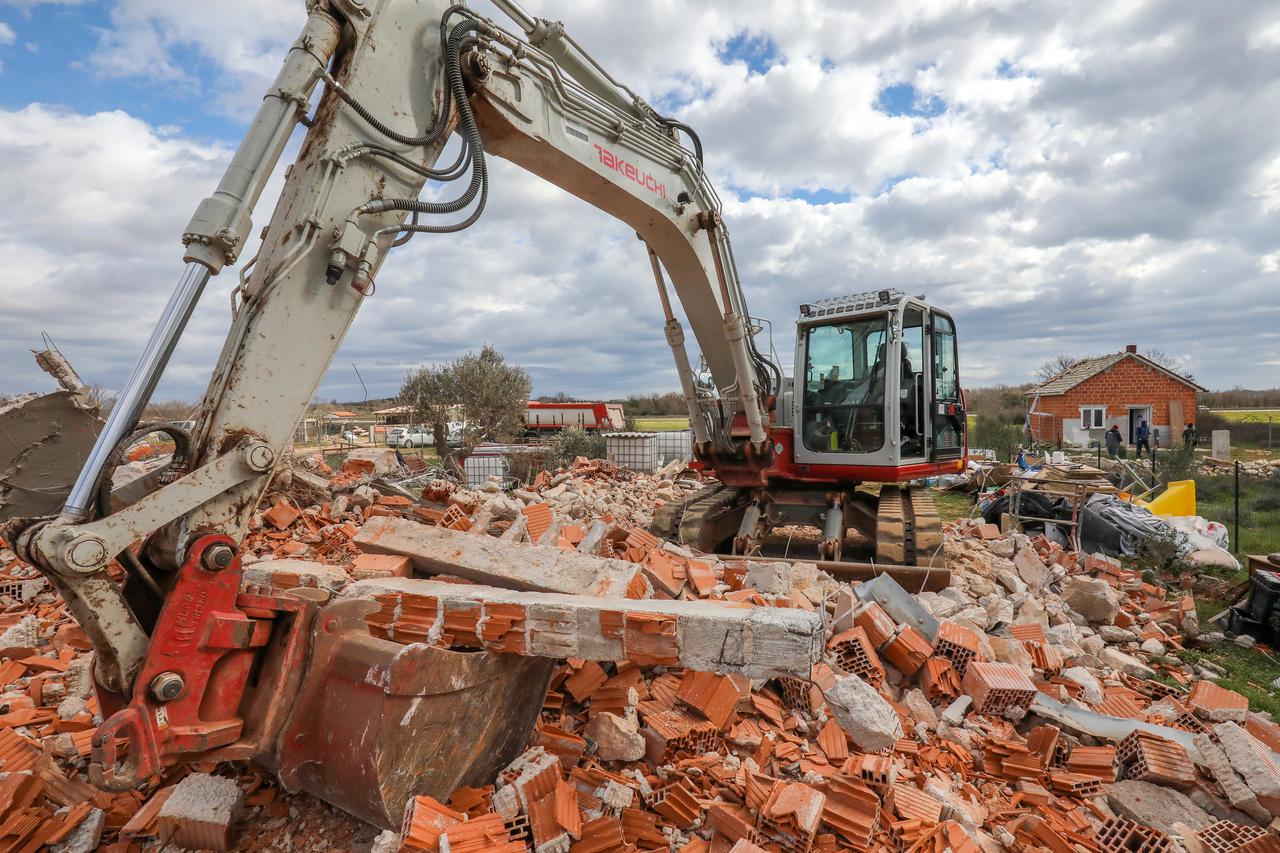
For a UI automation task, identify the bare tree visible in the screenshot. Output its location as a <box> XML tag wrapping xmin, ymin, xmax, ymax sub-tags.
<box><xmin>1034</xmin><ymin>354</ymin><xmax>1082</xmax><ymax>383</ymax></box>
<box><xmin>1142</xmin><ymin>348</ymin><xmax>1196</xmax><ymax>382</ymax></box>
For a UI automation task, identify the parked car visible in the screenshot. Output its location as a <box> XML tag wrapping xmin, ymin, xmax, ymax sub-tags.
<box><xmin>388</xmin><ymin>426</ymin><xmax>433</xmax><ymax>448</ymax></box>
<box><xmin>446</xmin><ymin>421</ymin><xmax>467</xmax><ymax>447</ymax></box>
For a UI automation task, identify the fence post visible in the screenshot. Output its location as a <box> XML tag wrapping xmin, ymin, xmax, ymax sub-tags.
<box><xmin>1234</xmin><ymin>460</ymin><xmax>1241</xmax><ymax>555</ymax></box>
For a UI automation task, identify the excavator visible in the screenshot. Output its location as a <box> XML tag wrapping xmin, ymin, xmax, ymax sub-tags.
<box><xmin>0</xmin><ymin>0</ymin><xmax>966</xmax><ymax>830</ymax></box>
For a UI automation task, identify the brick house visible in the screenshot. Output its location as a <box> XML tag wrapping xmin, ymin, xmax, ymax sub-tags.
<box><xmin>1026</xmin><ymin>345</ymin><xmax>1205</xmax><ymax>447</ymax></box>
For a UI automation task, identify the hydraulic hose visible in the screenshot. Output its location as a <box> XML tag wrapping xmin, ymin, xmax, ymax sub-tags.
<box><xmin>662</xmin><ymin>119</ymin><xmax>704</xmax><ymax>165</ymax></box>
<box><xmin>320</xmin><ymin>5</ymin><xmax>473</xmax><ymax>148</ymax></box>
<box><xmin>363</xmin><ymin>19</ymin><xmax>490</xmax><ymax>238</ymax></box>
<box><xmin>340</xmin><ymin>139</ymin><xmax>473</xmax><ymax>182</ymax></box>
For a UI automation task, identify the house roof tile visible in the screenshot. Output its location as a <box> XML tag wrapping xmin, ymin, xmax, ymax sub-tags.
<box><xmin>1027</xmin><ymin>351</ymin><xmax>1207</xmax><ymax>396</ymax></box>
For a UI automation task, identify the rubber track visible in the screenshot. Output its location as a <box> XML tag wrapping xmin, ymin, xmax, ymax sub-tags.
<box><xmin>876</xmin><ymin>485</ymin><xmax>944</xmax><ymax>568</ymax></box>
<box><xmin>649</xmin><ymin>482</ymin><xmax>724</xmax><ymax>541</ymax></box>
<box><xmin>676</xmin><ymin>485</ymin><xmax>747</xmax><ymax>554</ymax></box>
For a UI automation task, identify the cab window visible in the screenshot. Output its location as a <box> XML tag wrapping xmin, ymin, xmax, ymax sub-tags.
<box><xmin>801</xmin><ymin>318</ymin><xmax>888</xmax><ymax>453</ymax></box>
<box><xmin>930</xmin><ymin>312</ymin><xmax>963</xmax><ymax>456</ymax></box>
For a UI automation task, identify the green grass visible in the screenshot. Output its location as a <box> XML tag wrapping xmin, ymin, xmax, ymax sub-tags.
<box><xmin>931</xmin><ymin>489</ymin><xmax>979</xmax><ymax>524</ymax></box>
<box><xmin>1191</xmin><ymin>473</ymin><xmax>1280</xmax><ymax>561</ymax></box>
<box><xmin>1211</xmin><ymin>409</ymin><xmax>1280</xmax><ymax>423</ymax></box>
<box><xmin>633</xmin><ymin>417</ymin><xmax>690</xmax><ymax>432</ymax></box>
<box><xmin>1177</xmin><ymin>613</ymin><xmax>1280</xmax><ymax>718</ymax></box>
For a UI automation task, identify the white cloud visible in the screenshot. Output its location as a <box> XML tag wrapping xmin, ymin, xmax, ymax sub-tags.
<box><xmin>0</xmin><ymin>21</ymin><xmax>14</xmax><ymax>44</ymax></box>
<box><xmin>2</xmin><ymin>0</ymin><xmax>1279</xmax><ymax>403</ymax></box>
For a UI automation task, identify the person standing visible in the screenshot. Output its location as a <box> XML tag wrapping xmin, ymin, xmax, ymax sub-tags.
<box><xmin>1135</xmin><ymin>418</ymin><xmax>1151</xmax><ymax>459</ymax></box>
<box><xmin>1182</xmin><ymin>422</ymin><xmax>1198</xmax><ymax>451</ymax></box>
<box><xmin>1105</xmin><ymin>424</ymin><xmax>1123</xmax><ymax>458</ymax></box>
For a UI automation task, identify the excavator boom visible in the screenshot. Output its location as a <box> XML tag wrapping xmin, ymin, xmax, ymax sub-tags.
<box><xmin>4</xmin><ymin>0</ymin><xmax>809</xmax><ymax>826</ymax></box>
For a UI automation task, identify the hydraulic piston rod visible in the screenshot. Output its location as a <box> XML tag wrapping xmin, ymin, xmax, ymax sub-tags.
<box><xmin>60</xmin><ymin>262</ymin><xmax>211</xmax><ymax>521</ymax></box>
<box><xmin>58</xmin><ymin>11</ymin><xmax>341</xmax><ymax>522</ymax></box>
<box><xmin>647</xmin><ymin>245</ymin><xmax>711</xmax><ymax>447</ymax></box>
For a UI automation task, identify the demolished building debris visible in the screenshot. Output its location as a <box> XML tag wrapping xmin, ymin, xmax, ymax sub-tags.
<box><xmin>0</xmin><ymin>451</ymin><xmax>1276</xmax><ymax>851</ymax></box>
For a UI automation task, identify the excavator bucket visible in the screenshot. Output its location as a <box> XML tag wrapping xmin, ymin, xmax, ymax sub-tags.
<box><xmin>0</xmin><ymin>389</ymin><xmax>100</xmax><ymax>522</ymax></box>
<box><xmin>270</xmin><ymin>598</ymin><xmax>556</xmax><ymax>829</ymax></box>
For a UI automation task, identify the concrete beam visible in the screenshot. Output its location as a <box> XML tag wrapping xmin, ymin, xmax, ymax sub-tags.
<box><xmin>353</xmin><ymin>515</ymin><xmax>643</xmax><ymax>598</ymax></box>
<box><xmin>346</xmin><ymin>576</ymin><xmax>823</xmax><ymax>680</ymax></box>
<box><xmin>717</xmin><ymin>554</ymin><xmax>951</xmax><ymax>593</ymax></box>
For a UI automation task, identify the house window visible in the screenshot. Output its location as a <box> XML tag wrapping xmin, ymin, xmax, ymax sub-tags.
<box><xmin>1080</xmin><ymin>406</ymin><xmax>1105</xmax><ymax>429</ymax></box>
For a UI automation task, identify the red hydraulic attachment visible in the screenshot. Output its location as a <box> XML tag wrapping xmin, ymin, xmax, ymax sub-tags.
<box><xmin>91</xmin><ymin>534</ymin><xmax>315</xmax><ymax>790</ymax></box>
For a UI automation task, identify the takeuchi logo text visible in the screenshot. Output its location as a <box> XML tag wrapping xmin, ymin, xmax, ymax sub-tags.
<box><xmin>594</xmin><ymin>144</ymin><xmax>668</xmax><ymax>199</ymax></box>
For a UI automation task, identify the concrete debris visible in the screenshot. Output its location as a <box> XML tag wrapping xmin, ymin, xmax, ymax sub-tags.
<box><xmin>1106</xmin><ymin>779</ymin><xmax>1214</xmax><ymax>834</ymax></box>
<box><xmin>0</xmin><ymin>444</ymin><xmax>1278</xmax><ymax>852</ymax></box>
<box><xmin>824</xmin><ymin>673</ymin><xmax>903</xmax><ymax>752</ymax></box>
<box><xmin>582</xmin><ymin>711</ymin><xmax>646</xmax><ymax>762</ymax></box>
<box><xmin>354</xmin><ymin>515</ymin><xmax>643</xmax><ymax>597</ymax></box>
<box><xmin>349</xmin><ymin>576</ymin><xmax>823</xmax><ymax>679</ymax></box>
<box><xmin>156</xmin><ymin>772</ymin><xmax>244</xmax><ymax>852</ymax></box>
<box><xmin>1062</xmin><ymin>575</ymin><xmax>1123</xmax><ymax>624</ymax></box>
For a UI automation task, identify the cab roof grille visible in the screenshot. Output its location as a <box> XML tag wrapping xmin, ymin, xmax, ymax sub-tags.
<box><xmin>799</xmin><ymin>289</ymin><xmax>912</xmax><ymax>320</ymax></box>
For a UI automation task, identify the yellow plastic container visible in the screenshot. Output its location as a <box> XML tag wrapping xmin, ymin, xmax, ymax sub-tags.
<box><xmin>1147</xmin><ymin>480</ymin><xmax>1196</xmax><ymax>517</ymax></box>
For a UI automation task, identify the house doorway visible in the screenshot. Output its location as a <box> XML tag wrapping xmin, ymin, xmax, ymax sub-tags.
<box><xmin>1128</xmin><ymin>406</ymin><xmax>1151</xmax><ymax>444</ymax></box>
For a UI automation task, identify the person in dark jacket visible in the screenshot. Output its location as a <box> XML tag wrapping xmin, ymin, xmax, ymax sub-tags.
<box><xmin>1105</xmin><ymin>424</ymin><xmax>1123</xmax><ymax>458</ymax></box>
<box><xmin>1135</xmin><ymin>418</ymin><xmax>1151</xmax><ymax>459</ymax></box>
<box><xmin>1182</xmin><ymin>422</ymin><xmax>1198</xmax><ymax>451</ymax></box>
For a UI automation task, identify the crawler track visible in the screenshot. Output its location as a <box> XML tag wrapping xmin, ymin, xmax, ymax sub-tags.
<box><xmin>674</xmin><ymin>485</ymin><xmax>749</xmax><ymax>555</ymax></box>
<box><xmin>875</xmin><ymin>484</ymin><xmax>944</xmax><ymax>568</ymax></box>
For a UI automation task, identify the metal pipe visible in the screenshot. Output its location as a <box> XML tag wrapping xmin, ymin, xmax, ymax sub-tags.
<box><xmin>488</xmin><ymin>0</ymin><xmax>537</xmax><ymax>31</ymax></box>
<box><xmin>61</xmin><ymin>262</ymin><xmax>212</xmax><ymax>521</ymax></box>
<box><xmin>489</xmin><ymin>0</ymin><xmax>643</xmax><ymax>120</ymax></box>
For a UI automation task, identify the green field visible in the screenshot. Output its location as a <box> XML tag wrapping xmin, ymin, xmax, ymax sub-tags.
<box><xmin>1211</xmin><ymin>409</ymin><xmax>1280</xmax><ymax>423</ymax></box>
<box><xmin>633</xmin><ymin>416</ymin><xmax>691</xmax><ymax>432</ymax></box>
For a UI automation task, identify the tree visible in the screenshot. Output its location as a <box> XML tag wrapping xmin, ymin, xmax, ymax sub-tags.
<box><xmin>399</xmin><ymin>345</ymin><xmax>532</xmax><ymax>460</ymax></box>
<box><xmin>1142</xmin><ymin>348</ymin><xmax>1196</xmax><ymax>382</ymax></box>
<box><xmin>1034</xmin><ymin>354</ymin><xmax>1082</xmax><ymax>383</ymax></box>
<box><xmin>451</xmin><ymin>346</ymin><xmax>532</xmax><ymax>448</ymax></box>
<box><xmin>399</xmin><ymin>363</ymin><xmax>455</xmax><ymax>458</ymax></box>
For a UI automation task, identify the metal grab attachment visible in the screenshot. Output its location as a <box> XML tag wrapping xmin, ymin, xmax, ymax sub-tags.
<box><xmin>91</xmin><ymin>535</ymin><xmax>315</xmax><ymax>790</ymax></box>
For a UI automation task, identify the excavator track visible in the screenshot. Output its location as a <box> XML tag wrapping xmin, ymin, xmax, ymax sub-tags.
<box><xmin>650</xmin><ymin>482</ymin><xmax>725</xmax><ymax>542</ymax></box>
<box><xmin>875</xmin><ymin>484</ymin><xmax>944</xmax><ymax>568</ymax></box>
<box><xmin>675</xmin><ymin>485</ymin><xmax>750</xmax><ymax>555</ymax></box>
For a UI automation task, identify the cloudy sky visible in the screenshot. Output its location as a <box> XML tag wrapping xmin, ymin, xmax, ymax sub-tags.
<box><xmin>1</xmin><ymin>0</ymin><xmax>1277</xmax><ymax>407</ymax></box>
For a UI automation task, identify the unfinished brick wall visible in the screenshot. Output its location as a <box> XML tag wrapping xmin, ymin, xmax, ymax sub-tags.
<box><xmin>1028</xmin><ymin>355</ymin><xmax>1200</xmax><ymax>444</ymax></box>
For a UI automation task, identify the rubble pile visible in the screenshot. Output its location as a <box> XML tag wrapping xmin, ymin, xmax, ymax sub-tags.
<box><xmin>372</xmin><ymin>513</ymin><xmax>1280</xmax><ymax>853</ymax></box>
<box><xmin>1200</xmin><ymin>457</ymin><xmax>1280</xmax><ymax>478</ymax></box>
<box><xmin>0</xmin><ymin>446</ymin><xmax>1275</xmax><ymax>852</ymax></box>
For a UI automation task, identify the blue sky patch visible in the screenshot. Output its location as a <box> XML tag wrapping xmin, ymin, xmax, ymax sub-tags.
<box><xmin>0</xmin><ymin>4</ymin><xmax>238</xmax><ymax>141</ymax></box>
<box><xmin>716</xmin><ymin>31</ymin><xmax>779</xmax><ymax>76</ymax></box>
<box><xmin>875</xmin><ymin>82</ymin><xmax>946</xmax><ymax>118</ymax></box>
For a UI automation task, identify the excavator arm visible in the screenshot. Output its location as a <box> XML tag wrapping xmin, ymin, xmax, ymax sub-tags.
<box><xmin>9</xmin><ymin>0</ymin><xmax>787</xmax><ymax>823</ymax></box>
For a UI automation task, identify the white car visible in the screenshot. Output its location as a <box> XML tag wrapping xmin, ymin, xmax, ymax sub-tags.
<box><xmin>388</xmin><ymin>427</ymin><xmax>433</xmax><ymax>448</ymax></box>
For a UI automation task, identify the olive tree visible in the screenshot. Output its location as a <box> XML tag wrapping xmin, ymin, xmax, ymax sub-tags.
<box><xmin>400</xmin><ymin>345</ymin><xmax>531</xmax><ymax>460</ymax></box>
<box><xmin>450</xmin><ymin>345</ymin><xmax>532</xmax><ymax>448</ymax></box>
<box><xmin>399</xmin><ymin>363</ymin><xmax>455</xmax><ymax>459</ymax></box>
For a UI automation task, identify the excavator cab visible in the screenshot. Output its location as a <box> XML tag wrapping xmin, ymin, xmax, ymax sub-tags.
<box><xmin>794</xmin><ymin>290</ymin><xmax>964</xmax><ymax>469</ymax></box>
